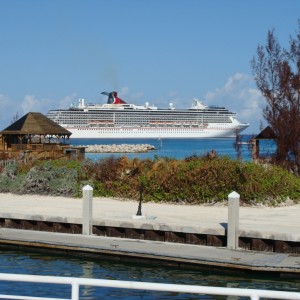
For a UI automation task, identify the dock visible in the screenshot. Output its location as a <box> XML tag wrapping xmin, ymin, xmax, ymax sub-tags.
<box><xmin>0</xmin><ymin>193</ymin><xmax>300</xmax><ymax>274</ymax></box>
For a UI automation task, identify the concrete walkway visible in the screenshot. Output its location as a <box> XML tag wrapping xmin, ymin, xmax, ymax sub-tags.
<box><xmin>1</xmin><ymin>193</ymin><xmax>300</xmax><ymax>241</ymax></box>
<box><xmin>0</xmin><ymin>193</ymin><xmax>300</xmax><ymax>273</ymax></box>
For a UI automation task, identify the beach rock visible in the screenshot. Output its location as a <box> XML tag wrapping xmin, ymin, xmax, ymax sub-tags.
<box><xmin>84</xmin><ymin>144</ymin><xmax>156</xmax><ymax>153</ymax></box>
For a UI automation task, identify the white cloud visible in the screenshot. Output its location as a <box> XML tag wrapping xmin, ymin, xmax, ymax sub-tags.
<box><xmin>58</xmin><ymin>94</ymin><xmax>77</xmax><ymax>109</ymax></box>
<box><xmin>21</xmin><ymin>94</ymin><xmax>77</xmax><ymax>114</ymax></box>
<box><xmin>0</xmin><ymin>94</ymin><xmax>10</xmax><ymax>111</ymax></box>
<box><xmin>205</xmin><ymin>73</ymin><xmax>250</xmax><ymax>105</ymax></box>
<box><xmin>0</xmin><ymin>93</ymin><xmax>77</xmax><ymax>129</ymax></box>
<box><xmin>0</xmin><ymin>94</ymin><xmax>20</xmax><ymax>129</ymax></box>
<box><xmin>21</xmin><ymin>95</ymin><xmax>41</xmax><ymax>114</ymax></box>
<box><xmin>119</xmin><ymin>87</ymin><xmax>145</xmax><ymax>103</ymax></box>
<box><xmin>204</xmin><ymin>73</ymin><xmax>265</xmax><ymax>134</ymax></box>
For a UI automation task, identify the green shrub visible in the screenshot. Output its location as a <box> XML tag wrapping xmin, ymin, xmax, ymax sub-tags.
<box><xmin>0</xmin><ymin>161</ymin><xmax>78</xmax><ymax>196</ymax></box>
<box><xmin>0</xmin><ymin>155</ymin><xmax>299</xmax><ymax>205</ymax></box>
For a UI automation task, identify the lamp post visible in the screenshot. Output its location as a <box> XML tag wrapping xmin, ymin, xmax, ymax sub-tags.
<box><xmin>136</xmin><ymin>183</ymin><xmax>144</xmax><ymax>216</ymax></box>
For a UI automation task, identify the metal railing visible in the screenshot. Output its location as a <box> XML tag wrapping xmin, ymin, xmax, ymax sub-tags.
<box><xmin>0</xmin><ymin>273</ymin><xmax>300</xmax><ymax>300</ymax></box>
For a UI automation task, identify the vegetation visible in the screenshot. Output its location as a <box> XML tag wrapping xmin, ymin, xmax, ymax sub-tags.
<box><xmin>0</xmin><ymin>155</ymin><xmax>299</xmax><ymax>206</ymax></box>
<box><xmin>251</xmin><ymin>20</ymin><xmax>300</xmax><ymax>174</ymax></box>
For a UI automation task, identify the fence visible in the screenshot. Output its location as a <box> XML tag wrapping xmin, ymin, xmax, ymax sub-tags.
<box><xmin>0</xmin><ymin>273</ymin><xmax>300</xmax><ymax>300</ymax></box>
<box><xmin>0</xmin><ymin>159</ymin><xmax>16</xmax><ymax>167</ymax></box>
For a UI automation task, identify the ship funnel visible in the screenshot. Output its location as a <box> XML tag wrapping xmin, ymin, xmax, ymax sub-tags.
<box><xmin>101</xmin><ymin>91</ymin><xmax>127</xmax><ymax>104</ymax></box>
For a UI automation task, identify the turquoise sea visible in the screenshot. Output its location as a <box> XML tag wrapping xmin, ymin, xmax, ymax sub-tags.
<box><xmin>70</xmin><ymin>137</ymin><xmax>252</xmax><ymax>161</ymax></box>
<box><xmin>70</xmin><ymin>136</ymin><xmax>277</xmax><ymax>162</ymax></box>
<box><xmin>0</xmin><ymin>248</ymin><xmax>299</xmax><ymax>299</ymax></box>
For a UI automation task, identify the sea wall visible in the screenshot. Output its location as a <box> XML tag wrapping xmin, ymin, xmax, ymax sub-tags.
<box><xmin>85</xmin><ymin>144</ymin><xmax>156</xmax><ymax>153</ymax></box>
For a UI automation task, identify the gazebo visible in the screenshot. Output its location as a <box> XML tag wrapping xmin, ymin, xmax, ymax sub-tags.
<box><xmin>0</xmin><ymin>112</ymin><xmax>85</xmax><ymax>160</ymax></box>
<box><xmin>251</xmin><ymin>126</ymin><xmax>277</xmax><ymax>161</ymax></box>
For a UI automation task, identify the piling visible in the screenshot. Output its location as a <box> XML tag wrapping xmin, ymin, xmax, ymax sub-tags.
<box><xmin>227</xmin><ymin>191</ymin><xmax>240</xmax><ymax>250</ymax></box>
<box><xmin>82</xmin><ymin>185</ymin><xmax>93</xmax><ymax>235</ymax></box>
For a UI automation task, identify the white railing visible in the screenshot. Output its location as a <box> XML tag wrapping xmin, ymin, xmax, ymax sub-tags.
<box><xmin>0</xmin><ymin>159</ymin><xmax>16</xmax><ymax>167</ymax></box>
<box><xmin>0</xmin><ymin>273</ymin><xmax>300</xmax><ymax>300</ymax></box>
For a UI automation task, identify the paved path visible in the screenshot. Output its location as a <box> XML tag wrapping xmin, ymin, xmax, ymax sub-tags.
<box><xmin>0</xmin><ymin>193</ymin><xmax>299</xmax><ymax>241</ymax></box>
<box><xmin>0</xmin><ymin>193</ymin><xmax>300</xmax><ymax>273</ymax></box>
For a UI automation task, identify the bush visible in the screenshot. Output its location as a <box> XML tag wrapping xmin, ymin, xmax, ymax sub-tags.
<box><xmin>0</xmin><ymin>161</ymin><xmax>78</xmax><ymax>196</ymax></box>
<box><xmin>0</xmin><ymin>156</ymin><xmax>299</xmax><ymax>205</ymax></box>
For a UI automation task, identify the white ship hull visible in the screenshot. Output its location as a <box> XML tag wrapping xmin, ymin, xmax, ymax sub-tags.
<box><xmin>66</xmin><ymin>124</ymin><xmax>247</xmax><ymax>139</ymax></box>
<box><xmin>47</xmin><ymin>91</ymin><xmax>250</xmax><ymax>139</ymax></box>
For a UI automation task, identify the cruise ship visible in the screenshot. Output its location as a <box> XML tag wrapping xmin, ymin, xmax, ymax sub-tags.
<box><xmin>46</xmin><ymin>91</ymin><xmax>249</xmax><ymax>139</ymax></box>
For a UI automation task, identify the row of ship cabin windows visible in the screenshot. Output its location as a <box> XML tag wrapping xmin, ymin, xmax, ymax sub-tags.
<box><xmin>58</xmin><ymin>116</ymin><xmax>231</xmax><ymax>124</ymax></box>
<box><xmin>74</xmin><ymin>124</ymin><xmax>230</xmax><ymax>130</ymax></box>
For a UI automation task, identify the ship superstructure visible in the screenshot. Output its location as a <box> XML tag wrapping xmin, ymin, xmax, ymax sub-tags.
<box><xmin>46</xmin><ymin>91</ymin><xmax>249</xmax><ymax>139</ymax></box>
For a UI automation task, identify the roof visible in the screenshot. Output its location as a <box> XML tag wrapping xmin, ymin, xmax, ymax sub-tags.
<box><xmin>0</xmin><ymin>112</ymin><xmax>71</xmax><ymax>136</ymax></box>
<box><xmin>255</xmin><ymin>126</ymin><xmax>277</xmax><ymax>140</ymax></box>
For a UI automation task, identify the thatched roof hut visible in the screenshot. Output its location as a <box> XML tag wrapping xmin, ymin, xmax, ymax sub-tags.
<box><xmin>252</xmin><ymin>126</ymin><xmax>277</xmax><ymax>160</ymax></box>
<box><xmin>0</xmin><ymin>112</ymin><xmax>71</xmax><ymax>137</ymax></box>
<box><xmin>254</xmin><ymin>126</ymin><xmax>276</xmax><ymax>140</ymax></box>
<box><xmin>0</xmin><ymin>112</ymin><xmax>85</xmax><ymax>160</ymax></box>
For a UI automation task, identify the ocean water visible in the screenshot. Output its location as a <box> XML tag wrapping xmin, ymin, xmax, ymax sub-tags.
<box><xmin>70</xmin><ymin>137</ymin><xmax>265</xmax><ymax>161</ymax></box>
<box><xmin>0</xmin><ymin>248</ymin><xmax>299</xmax><ymax>299</ymax></box>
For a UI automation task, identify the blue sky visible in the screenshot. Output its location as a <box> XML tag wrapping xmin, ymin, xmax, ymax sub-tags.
<box><xmin>1</xmin><ymin>0</ymin><xmax>299</xmax><ymax>134</ymax></box>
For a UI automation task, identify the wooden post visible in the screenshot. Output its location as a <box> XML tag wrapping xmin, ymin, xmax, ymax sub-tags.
<box><xmin>82</xmin><ymin>185</ymin><xmax>93</xmax><ymax>235</ymax></box>
<box><xmin>251</xmin><ymin>138</ymin><xmax>260</xmax><ymax>161</ymax></box>
<box><xmin>227</xmin><ymin>191</ymin><xmax>240</xmax><ymax>250</ymax></box>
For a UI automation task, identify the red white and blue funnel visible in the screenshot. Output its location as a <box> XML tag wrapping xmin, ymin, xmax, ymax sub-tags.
<box><xmin>101</xmin><ymin>91</ymin><xmax>127</xmax><ymax>104</ymax></box>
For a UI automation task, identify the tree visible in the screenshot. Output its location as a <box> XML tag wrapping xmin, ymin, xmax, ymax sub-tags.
<box><xmin>251</xmin><ymin>20</ymin><xmax>300</xmax><ymax>174</ymax></box>
<box><xmin>11</xmin><ymin>111</ymin><xmax>19</xmax><ymax>124</ymax></box>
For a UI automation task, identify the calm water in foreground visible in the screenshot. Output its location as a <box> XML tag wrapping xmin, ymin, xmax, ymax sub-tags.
<box><xmin>0</xmin><ymin>248</ymin><xmax>299</xmax><ymax>299</ymax></box>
